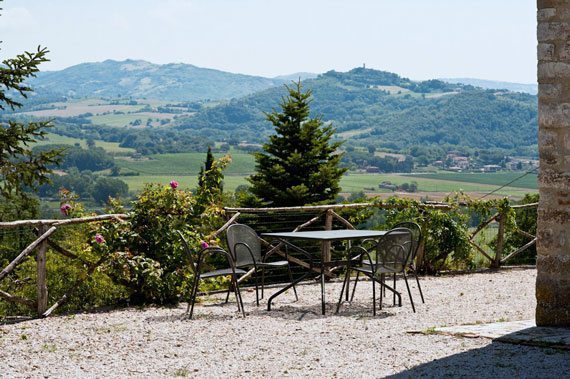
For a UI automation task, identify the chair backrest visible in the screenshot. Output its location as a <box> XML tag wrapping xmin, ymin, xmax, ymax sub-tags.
<box><xmin>393</xmin><ymin>221</ymin><xmax>422</xmax><ymax>265</ymax></box>
<box><xmin>176</xmin><ymin>230</ymin><xmax>198</xmax><ymax>275</ymax></box>
<box><xmin>226</xmin><ymin>224</ymin><xmax>262</xmax><ymax>267</ymax></box>
<box><xmin>375</xmin><ymin>227</ymin><xmax>413</xmax><ymax>272</ymax></box>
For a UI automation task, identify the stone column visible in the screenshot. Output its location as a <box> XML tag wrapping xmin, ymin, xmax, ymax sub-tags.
<box><xmin>536</xmin><ymin>0</ymin><xmax>570</xmax><ymax>326</ymax></box>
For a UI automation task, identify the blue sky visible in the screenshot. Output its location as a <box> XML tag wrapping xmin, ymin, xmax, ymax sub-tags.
<box><xmin>0</xmin><ymin>0</ymin><xmax>536</xmax><ymax>82</ymax></box>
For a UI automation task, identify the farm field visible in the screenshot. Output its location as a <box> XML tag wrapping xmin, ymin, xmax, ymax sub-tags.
<box><xmin>35</xmin><ymin>133</ymin><xmax>136</xmax><ymax>154</ymax></box>
<box><xmin>339</xmin><ymin>173</ymin><xmax>535</xmax><ymax>198</ymax></box>
<box><xmin>116</xmin><ymin>152</ymin><xmax>255</xmax><ymax>175</ymax></box>
<box><xmin>121</xmin><ymin>174</ymin><xmax>247</xmax><ymax>192</ymax></box>
<box><xmin>405</xmin><ymin>172</ymin><xmax>538</xmax><ymax>190</ymax></box>
<box><xmin>119</xmin><ymin>170</ymin><xmax>537</xmax><ymax>199</ymax></box>
<box><xmin>20</xmin><ymin>99</ymin><xmax>145</xmax><ymax>117</ymax></box>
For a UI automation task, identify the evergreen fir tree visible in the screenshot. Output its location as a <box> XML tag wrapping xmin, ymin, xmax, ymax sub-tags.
<box><xmin>248</xmin><ymin>81</ymin><xmax>346</xmax><ymax>206</ymax></box>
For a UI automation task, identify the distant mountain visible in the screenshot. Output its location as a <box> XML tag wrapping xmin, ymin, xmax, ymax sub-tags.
<box><xmin>440</xmin><ymin>78</ymin><xmax>537</xmax><ymax>95</ymax></box>
<box><xmin>176</xmin><ymin>68</ymin><xmax>537</xmax><ymax>156</ymax></box>
<box><xmin>273</xmin><ymin>72</ymin><xmax>318</xmax><ymax>81</ymax></box>
<box><xmin>29</xmin><ymin>59</ymin><xmax>285</xmax><ymax>101</ymax></box>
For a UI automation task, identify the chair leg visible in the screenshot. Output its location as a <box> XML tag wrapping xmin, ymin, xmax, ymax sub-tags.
<box><xmin>287</xmin><ymin>264</ymin><xmax>299</xmax><ymax>301</ymax></box>
<box><xmin>233</xmin><ymin>274</ymin><xmax>246</xmax><ymax>317</ymax></box>
<box><xmin>187</xmin><ymin>275</ymin><xmax>201</xmax><ymax>319</ymax></box>
<box><xmin>379</xmin><ymin>274</ymin><xmax>384</xmax><ymax>309</ymax></box>
<box><xmin>372</xmin><ymin>277</ymin><xmax>377</xmax><ymax>316</ymax></box>
<box><xmin>381</xmin><ymin>281</ymin><xmax>402</xmax><ymax>307</ymax></box>
<box><xmin>393</xmin><ymin>273</ymin><xmax>397</xmax><ymax>306</ymax></box>
<box><xmin>412</xmin><ymin>268</ymin><xmax>425</xmax><ymax>303</ymax></box>
<box><xmin>261</xmin><ymin>267</ymin><xmax>265</xmax><ymax>300</ymax></box>
<box><xmin>336</xmin><ymin>268</ymin><xmax>351</xmax><ymax>313</ymax></box>
<box><xmin>253</xmin><ymin>269</ymin><xmax>260</xmax><ymax>306</ymax></box>
<box><xmin>224</xmin><ymin>284</ymin><xmax>231</xmax><ymax>304</ymax></box>
<box><xmin>403</xmin><ymin>272</ymin><xmax>416</xmax><ymax>313</ymax></box>
<box><xmin>350</xmin><ymin>271</ymin><xmax>360</xmax><ymax>302</ymax></box>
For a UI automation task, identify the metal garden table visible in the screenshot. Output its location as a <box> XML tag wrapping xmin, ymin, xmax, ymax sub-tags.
<box><xmin>261</xmin><ymin>229</ymin><xmax>389</xmax><ymax>315</ymax></box>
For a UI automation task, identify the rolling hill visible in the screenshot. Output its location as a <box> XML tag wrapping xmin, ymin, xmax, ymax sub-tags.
<box><xmin>28</xmin><ymin>59</ymin><xmax>285</xmax><ymax>101</ymax></box>
<box><xmin>175</xmin><ymin>67</ymin><xmax>538</xmax><ymax>156</ymax></box>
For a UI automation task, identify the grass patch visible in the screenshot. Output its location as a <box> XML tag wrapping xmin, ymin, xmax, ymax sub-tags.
<box><xmin>35</xmin><ymin>133</ymin><xmax>136</xmax><ymax>154</ymax></box>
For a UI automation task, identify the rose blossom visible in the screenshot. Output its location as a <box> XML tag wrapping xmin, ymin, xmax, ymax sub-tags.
<box><xmin>60</xmin><ymin>203</ymin><xmax>72</xmax><ymax>216</ymax></box>
<box><xmin>170</xmin><ymin>180</ymin><xmax>179</xmax><ymax>189</ymax></box>
<box><xmin>200</xmin><ymin>241</ymin><xmax>209</xmax><ymax>249</ymax></box>
<box><xmin>95</xmin><ymin>234</ymin><xmax>105</xmax><ymax>244</ymax></box>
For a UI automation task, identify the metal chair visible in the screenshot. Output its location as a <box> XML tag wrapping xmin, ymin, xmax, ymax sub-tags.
<box><xmin>391</xmin><ymin>221</ymin><xmax>425</xmax><ymax>306</ymax></box>
<box><xmin>337</xmin><ymin>227</ymin><xmax>413</xmax><ymax>315</ymax></box>
<box><xmin>226</xmin><ymin>224</ymin><xmax>298</xmax><ymax>306</ymax></box>
<box><xmin>349</xmin><ymin>221</ymin><xmax>424</xmax><ymax>311</ymax></box>
<box><xmin>177</xmin><ymin>231</ymin><xmax>246</xmax><ymax>319</ymax></box>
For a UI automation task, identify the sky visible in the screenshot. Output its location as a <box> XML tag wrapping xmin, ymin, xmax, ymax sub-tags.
<box><xmin>0</xmin><ymin>0</ymin><xmax>536</xmax><ymax>83</ymax></box>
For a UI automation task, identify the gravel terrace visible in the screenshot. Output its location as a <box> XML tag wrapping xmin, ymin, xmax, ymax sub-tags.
<box><xmin>1</xmin><ymin>268</ymin><xmax>569</xmax><ymax>378</ymax></box>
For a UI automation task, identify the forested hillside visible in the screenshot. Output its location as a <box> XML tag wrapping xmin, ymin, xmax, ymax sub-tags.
<box><xmin>176</xmin><ymin>67</ymin><xmax>538</xmax><ymax>157</ymax></box>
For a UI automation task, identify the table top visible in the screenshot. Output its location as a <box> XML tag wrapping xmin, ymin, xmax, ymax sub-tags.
<box><xmin>261</xmin><ymin>229</ymin><xmax>388</xmax><ymax>242</ymax></box>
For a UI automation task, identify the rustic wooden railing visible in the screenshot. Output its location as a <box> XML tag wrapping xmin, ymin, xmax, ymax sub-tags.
<box><xmin>468</xmin><ymin>202</ymin><xmax>538</xmax><ymax>268</ymax></box>
<box><xmin>0</xmin><ymin>214</ymin><xmax>128</xmax><ymax>317</ymax></box>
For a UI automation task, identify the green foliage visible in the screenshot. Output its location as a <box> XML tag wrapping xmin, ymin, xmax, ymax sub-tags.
<box><xmin>33</xmin><ymin>144</ymin><xmax>116</xmax><ymax>171</ymax></box>
<box><xmin>98</xmin><ymin>155</ymin><xmax>230</xmax><ymax>304</ymax></box>
<box><xmin>37</xmin><ymin>169</ymin><xmax>129</xmax><ymax>205</ymax></box>
<box><xmin>0</xmin><ymin>47</ymin><xmax>62</xmax><ymax>203</ymax></box>
<box><xmin>248</xmin><ymin>81</ymin><xmax>347</xmax><ymax>206</ymax></box>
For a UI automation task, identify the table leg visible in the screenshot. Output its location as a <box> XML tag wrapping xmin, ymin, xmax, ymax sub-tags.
<box><xmin>321</xmin><ymin>259</ymin><xmax>326</xmax><ymax>315</ymax></box>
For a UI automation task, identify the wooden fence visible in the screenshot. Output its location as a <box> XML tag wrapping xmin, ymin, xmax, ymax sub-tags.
<box><xmin>0</xmin><ymin>201</ymin><xmax>537</xmax><ymax>318</ymax></box>
<box><xmin>0</xmin><ymin>214</ymin><xmax>128</xmax><ymax>317</ymax></box>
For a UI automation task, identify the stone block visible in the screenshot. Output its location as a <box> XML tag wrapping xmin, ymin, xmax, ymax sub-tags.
<box><xmin>538</xmin><ymin>22</ymin><xmax>570</xmax><ymax>42</ymax></box>
<box><xmin>536</xmin><ymin>305</ymin><xmax>570</xmax><ymax>326</ymax></box>
<box><xmin>538</xmin><ymin>8</ymin><xmax>557</xmax><ymax>21</ymax></box>
<box><xmin>539</xmin><ymin>43</ymin><xmax>556</xmax><ymax>61</ymax></box>
<box><xmin>538</xmin><ymin>62</ymin><xmax>570</xmax><ymax>79</ymax></box>
<box><xmin>538</xmin><ymin>83</ymin><xmax>563</xmax><ymax>99</ymax></box>
<box><xmin>538</xmin><ymin>169</ymin><xmax>570</xmax><ymax>190</ymax></box>
<box><xmin>539</xmin><ymin>129</ymin><xmax>558</xmax><ymax>148</ymax></box>
<box><xmin>538</xmin><ymin>208</ymin><xmax>570</xmax><ymax>224</ymax></box>
<box><xmin>538</xmin><ymin>102</ymin><xmax>570</xmax><ymax>127</ymax></box>
<box><xmin>559</xmin><ymin>41</ymin><xmax>570</xmax><ymax>60</ymax></box>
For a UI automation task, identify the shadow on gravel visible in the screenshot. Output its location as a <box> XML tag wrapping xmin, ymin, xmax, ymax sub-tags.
<box><xmin>386</xmin><ymin>337</ymin><xmax>570</xmax><ymax>378</ymax></box>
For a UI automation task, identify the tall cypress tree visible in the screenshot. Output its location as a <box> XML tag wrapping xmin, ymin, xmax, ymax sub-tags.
<box><xmin>197</xmin><ymin>146</ymin><xmax>215</xmax><ymax>189</ymax></box>
<box><xmin>248</xmin><ymin>81</ymin><xmax>346</xmax><ymax>206</ymax></box>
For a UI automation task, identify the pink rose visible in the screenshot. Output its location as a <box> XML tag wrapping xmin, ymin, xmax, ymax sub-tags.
<box><xmin>200</xmin><ymin>241</ymin><xmax>209</xmax><ymax>249</ymax></box>
<box><xmin>60</xmin><ymin>203</ymin><xmax>72</xmax><ymax>216</ymax></box>
<box><xmin>170</xmin><ymin>180</ymin><xmax>179</xmax><ymax>189</ymax></box>
<box><xmin>95</xmin><ymin>234</ymin><xmax>105</xmax><ymax>244</ymax></box>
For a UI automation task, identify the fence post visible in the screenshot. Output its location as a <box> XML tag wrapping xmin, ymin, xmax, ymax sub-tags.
<box><xmin>493</xmin><ymin>213</ymin><xmax>505</xmax><ymax>269</ymax></box>
<box><xmin>36</xmin><ymin>225</ymin><xmax>49</xmax><ymax>316</ymax></box>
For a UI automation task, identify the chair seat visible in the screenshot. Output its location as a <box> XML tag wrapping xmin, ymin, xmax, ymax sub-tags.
<box><xmin>353</xmin><ymin>264</ymin><xmax>404</xmax><ymax>276</ymax></box>
<box><xmin>200</xmin><ymin>268</ymin><xmax>247</xmax><ymax>279</ymax></box>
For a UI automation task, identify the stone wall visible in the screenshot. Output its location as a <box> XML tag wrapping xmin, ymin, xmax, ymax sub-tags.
<box><xmin>536</xmin><ymin>0</ymin><xmax>570</xmax><ymax>326</ymax></box>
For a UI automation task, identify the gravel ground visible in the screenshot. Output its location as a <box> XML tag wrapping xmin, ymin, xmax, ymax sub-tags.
<box><xmin>1</xmin><ymin>267</ymin><xmax>569</xmax><ymax>378</ymax></box>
